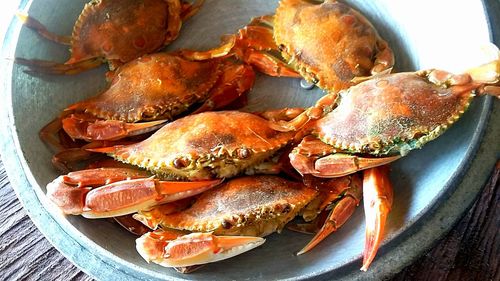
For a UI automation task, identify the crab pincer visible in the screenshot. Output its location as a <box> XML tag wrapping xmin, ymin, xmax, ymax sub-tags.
<box><xmin>46</xmin><ymin>167</ymin><xmax>222</xmax><ymax>218</ymax></box>
<box><xmin>137</xmin><ymin>231</ymin><xmax>265</xmax><ymax>268</ymax></box>
<box><xmin>16</xmin><ymin>0</ymin><xmax>205</xmax><ymax>74</ymax></box>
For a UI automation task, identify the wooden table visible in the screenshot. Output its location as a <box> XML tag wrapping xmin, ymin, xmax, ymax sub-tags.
<box><xmin>0</xmin><ymin>158</ymin><xmax>498</xmax><ymax>280</ymax></box>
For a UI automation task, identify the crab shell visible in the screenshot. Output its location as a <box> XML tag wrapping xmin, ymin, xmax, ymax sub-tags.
<box><xmin>69</xmin><ymin>0</ymin><xmax>176</xmax><ymax>65</ymax></box>
<box><xmin>104</xmin><ymin>111</ymin><xmax>296</xmax><ymax>179</ymax></box>
<box><xmin>66</xmin><ymin>53</ymin><xmax>221</xmax><ymax>122</ymax></box>
<box><xmin>274</xmin><ymin>0</ymin><xmax>393</xmax><ymax>92</ymax></box>
<box><xmin>310</xmin><ymin>70</ymin><xmax>477</xmax><ymax>156</ymax></box>
<box><xmin>138</xmin><ymin>176</ymin><xmax>318</xmax><ymax>237</ymax></box>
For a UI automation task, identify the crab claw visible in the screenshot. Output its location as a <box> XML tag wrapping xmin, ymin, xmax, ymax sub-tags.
<box><xmin>296</xmin><ymin>174</ymin><xmax>362</xmax><ymax>255</ymax></box>
<box><xmin>312</xmin><ymin>154</ymin><xmax>401</xmax><ymax>177</ymax></box>
<box><xmin>137</xmin><ymin>231</ymin><xmax>265</xmax><ymax>268</ymax></box>
<box><xmin>62</xmin><ymin>113</ymin><xmax>167</xmax><ymax>141</ymax></box>
<box><xmin>46</xmin><ymin>167</ymin><xmax>223</xmax><ymax>218</ymax></box>
<box><xmin>360</xmin><ymin>166</ymin><xmax>393</xmax><ymax>271</ymax></box>
<box><xmin>289</xmin><ymin>137</ymin><xmax>401</xmax><ymax>178</ymax></box>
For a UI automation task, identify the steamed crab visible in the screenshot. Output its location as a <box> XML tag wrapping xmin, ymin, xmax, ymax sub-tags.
<box><xmin>45</xmin><ymin>110</ymin><xmax>301</xmax><ymax>218</ymax></box>
<box><xmin>281</xmin><ymin>53</ymin><xmax>500</xmax><ymax>178</ymax></box>
<box><xmin>263</xmin><ymin>48</ymin><xmax>500</xmax><ymax>270</ymax></box>
<box><xmin>135</xmin><ymin>174</ymin><xmax>383</xmax><ymax>268</ymax></box>
<box><xmin>274</xmin><ymin>0</ymin><xmax>394</xmax><ymax>92</ymax></box>
<box><xmin>91</xmin><ymin>110</ymin><xmax>301</xmax><ymax>180</ymax></box>
<box><xmin>17</xmin><ymin>0</ymin><xmax>204</xmax><ymax>74</ymax></box>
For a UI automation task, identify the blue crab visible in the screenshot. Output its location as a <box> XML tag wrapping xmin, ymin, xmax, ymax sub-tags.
<box><xmin>17</xmin><ymin>0</ymin><xmax>204</xmax><ymax>74</ymax></box>
<box><xmin>273</xmin><ymin>47</ymin><xmax>500</xmax><ymax>270</ymax></box>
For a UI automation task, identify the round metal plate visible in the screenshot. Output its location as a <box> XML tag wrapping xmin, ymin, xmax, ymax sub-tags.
<box><xmin>1</xmin><ymin>0</ymin><xmax>498</xmax><ymax>280</ymax></box>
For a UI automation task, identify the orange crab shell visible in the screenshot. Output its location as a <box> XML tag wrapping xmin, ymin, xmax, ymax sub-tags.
<box><xmin>311</xmin><ymin>71</ymin><xmax>475</xmax><ymax>155</ymax></box>
<box><xmin>105</xmin><ymin>111</ymin><xmax>296</xmax><ymax>179</ymax></box>
<box><xmin>66</xmin><ymin>53</ymin><xmax>221</xmax><ymax>122</ymax></box>
<box><xmin>69</xmin><ymin>0</ymin><xmax>175</xmax><ymax>65</ymax></box>
<box><xmin>274</xmin><ymin>0</ymin><xmax>393</xmax><ymax>92</ymax></box>
<box><xmin>145</xmin><ymin>176</ymin><xmax>318</xmax><ymax>236</ymax></box>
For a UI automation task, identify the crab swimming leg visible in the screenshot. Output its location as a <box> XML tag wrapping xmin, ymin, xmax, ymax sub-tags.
<box><xmin>360</xmin><ymin>165</ymin><xmax>393</xmax><ymax>271</ymax></box>
<box><xmin>295</xmin><ymin>173</ymin><xmax>362</xmax><ymax>255</ymax></box>
<box><xmin>46</xmin><ymin>167</ymin><xmax>223</xmax><ymax>218</ymax></box>
<box><xmin>137</xmin><ymin>230</ymin><xmax>265</xmax><ymax>268</ymax></box>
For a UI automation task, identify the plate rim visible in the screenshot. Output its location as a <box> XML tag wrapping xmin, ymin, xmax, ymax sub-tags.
<box><xmin>1</xmin><ymin>0</ymin><xmax>498</xmax><ymax>280</ymax></box>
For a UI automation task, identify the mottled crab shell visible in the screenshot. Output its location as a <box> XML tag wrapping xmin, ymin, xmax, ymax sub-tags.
<box><xmin>154</xmin><ymin>176</ymin><xmax>318</xmax><ymax>237</ymax></box>
<box><xmin>66</xmin><ymin>53</ymin><xmax>221</xmax><ymax>122</ymax></box>
<box><xmin>69</xmin><ymin>0</ymin><xmax>172</xmax><ymax>64</ymax></box>
<box><xmin>106</xmin><ymin>111</ymin><xmax>296</xmax><ymax>179</ymax></box>
<box><xmin>274</xmin><ymin>0</ymin><xmax>393</xmax><ymax>92</ymax></box>
<box><xmin>312</xmin><ymin>71</ymin><xmax>475</xmax><ymax>156</ymax></box>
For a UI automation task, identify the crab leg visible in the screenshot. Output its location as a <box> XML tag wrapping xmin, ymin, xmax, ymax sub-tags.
<box><xmin>61</xmin><ymin>113</ymin><xmax>168</xmax><ymax>141</ymax></box>
<box><xmin>133</xmin><ymin>199</ymin><xmax>194</xmax><ymax>230</ymax></box>
<box><xmin>192</xmin><ymin>62</ymin><xmax>256</xmax><ymax>114</ymax></box>
<box><xmin>296</xmin><ymin>174</ymin><xmax>362</xmax><ymax>255</ymax></box>
<box><xmin>39</xmin><ymin>117</ymin><xmax>66</xmax><ymax>152</ymax></box>
<box><xmin>16</xmin><ymin>12</ymin><xmax>71</xmax><ymax>45</ymax></box>
<box><xmin>137</xmin><ymin>231</ymin><xmax>265</xmax><ymax>268</ymax></box>
<box><xmin>51</xmin><ymin>141</ymin><xmax>138</xmax><ymax>173</ymax></box>
<box><xmin>181</xmin><ymin>15</ymin><xmax>300</xmax><ymax>78</ymax></box>
<box><xmin>113</xmin><ymin>214</ymin><xmax>151</xmax><ymax>236</ymax></box>
<box><xmin>180</xmin><ymin>0</ymin><xmax>205</xmax><ymax>21</ymax></box>
<box><xmin>46</xmin><ymin>167</ymin><xmax>222</xmax><ymax>218</ymax></box>
<box><xmin>180</xmin><ymin>35</ymin><xmax>237</xmax><ymax>60</ymax></box>
<box><xmin>15</xmin><ymin>57</ymin><xmax>105</xmax><ymax>75</ymax></box>
<box><xmin>360</xmin><ymin>166</ymin><xmax>393</xmax><ymax>271</ymax></box>
<box><xmin>244</xmin><ymin>50</ymin><xmax>302</xmax><ymax>78</ymax></box>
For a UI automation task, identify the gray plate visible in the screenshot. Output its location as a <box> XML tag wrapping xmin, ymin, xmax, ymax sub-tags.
<box><xmin>1</xmin><ymin>0</ymin><xmax>499</xmax><ymax>280</ymax></box>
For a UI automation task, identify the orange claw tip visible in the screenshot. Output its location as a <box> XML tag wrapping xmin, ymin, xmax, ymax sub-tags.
<box><xmin>136</xmin><ymin>232</ymin><xmax>265</xmax><ymax>268</ymax></box>
<box><xmin>360</xmin><ymin>166</ymin><xmax>393</xmax><ymax>271</ymax></box>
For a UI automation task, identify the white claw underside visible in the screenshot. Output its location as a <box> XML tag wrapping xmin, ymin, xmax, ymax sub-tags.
<box><xmin>81</xmin><ymin>182</ymin><xmax>214</xmax><ymax>219</ymax></box>
<box><xmin>136</xmin><ymin>233</ymin><xmax>265</xmax><ymax>267</ymax></box>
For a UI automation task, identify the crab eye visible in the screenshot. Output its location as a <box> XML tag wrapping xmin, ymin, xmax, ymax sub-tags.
<box><xmin>173</xmin><ymin>157</ymin><xmax>190</xmax><ymax>169</ymax></box>
<box><xmin>281</xmin><ymin>203</ymin><xmax>292</xmax><ymax>214</ymax></box>
<box><xmin>237</xmin><ymin>148</ymin><xmax>251</xmax><ymax>159</ymax></box>
<box><xmin>221</xmin><ymin>219</ymin><xmax>233</xmax><ymax>229</ymax></box>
